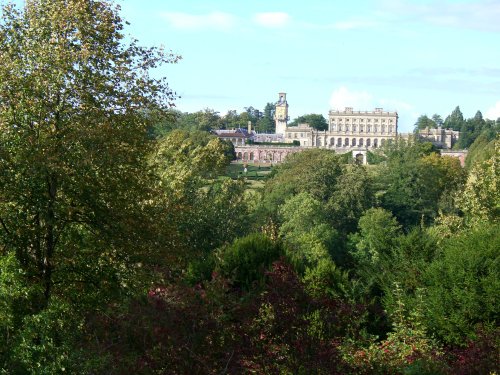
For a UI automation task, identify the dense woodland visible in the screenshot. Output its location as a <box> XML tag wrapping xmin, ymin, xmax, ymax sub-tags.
<box><xmin>0</xmin><ymin>1</ymin><xmax>499</xmax><ymax>374</ymax></box>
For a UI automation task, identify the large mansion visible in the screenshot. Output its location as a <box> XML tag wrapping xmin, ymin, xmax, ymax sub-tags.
<box><xmin>215</xmin><ymin>92</ymin><xmax>461</xmax><ymax>164</ymax></box>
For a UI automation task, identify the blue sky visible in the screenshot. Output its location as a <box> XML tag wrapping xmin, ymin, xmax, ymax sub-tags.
<box><xmin>10</xmin><ymin>0</ymin><xmax>500</xmax><ymax>131</ymax></box>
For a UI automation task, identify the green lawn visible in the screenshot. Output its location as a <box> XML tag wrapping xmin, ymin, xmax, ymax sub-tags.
<box><xmin>225</xmin><ymin>162</ymin><xmax>274</xmax><ymax>180</ymax></box>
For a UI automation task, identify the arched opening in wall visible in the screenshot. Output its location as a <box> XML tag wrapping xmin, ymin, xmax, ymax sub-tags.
<box><xmin>355</xmin><ymin>153</ymin><xmax>364</xmax><ymax>165</ymax></box>
<box><xmin>337</xmin><ymin>138</ymin><xmax>342</xmax><ymax>147</ymax></box>
<box><xmin>351</xmin><ymin>138</ymin><xmax>356</xmax><ymax>146</ymax></box>
<box><xmin>237</xmin><ymin>152</ymin><xmax>242</xmax><ymax>159</ymax></box>
<box><xmin>344</xmin><ymin>138</ymin><xmax>349</xmax><ymax>146</ymax></box>
<box><xmin>382</xmin><ymin>125</ymin><xmax>386</xmax><ymax>133</ymax></box>
<box><xmin>366</xmin><ymin>138</ymin><xmax>371</xmax><ymax>147</ymax></box>
<box><xmin>318</xmin><ymin>138</ymin><xmax>322</xmax><ymax>146</ymax></box>
<box><xmin>243</xmin><ymin>152</ymin><xmax>248</xmax><ymax>160</ymax></box>
<box><xmin>381</xmin><ymin>139</ymin><xmax>386</xmax><ymax>147</ymax></box>
<box><xmin>330</xmin><ymin>138</ymin><xmax>335</xmax><ymax>147</ymax></box>
<box><xmin>359</xmin><ymin>138</ymin><xmax>364</xmax><ymax>146</ymax></box>
<box><xmin>249</xmin><ymin>152</ymin><xmax>254</xmax><ymax>161</ymax></box>
<box><xmin>373</xmin><ymin>139</ymin><xmax>378</xmax><ymax>148</ymax></box>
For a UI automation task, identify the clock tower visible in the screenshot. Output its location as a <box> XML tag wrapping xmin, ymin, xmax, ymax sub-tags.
<box><xmin>274</xmin><ymin>92</ymin><xmax>289</xmax><ymax>135</ymax></box>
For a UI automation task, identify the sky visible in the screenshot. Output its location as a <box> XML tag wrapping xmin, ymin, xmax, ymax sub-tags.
<box><xmin>9</xmin><ymin>0</ymin><xmax>500</xmax><ymax>132</ymax></box>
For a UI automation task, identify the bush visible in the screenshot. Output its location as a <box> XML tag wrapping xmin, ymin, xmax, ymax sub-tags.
<box><xmin>215</xmin><ymin>233</ymin><xmax>283</xmax><ymax>290</ymax></box>
<box><xmin>422</xmin><ymin>224</ymin><xmax>500</xmax><ymax>345</ymax></box>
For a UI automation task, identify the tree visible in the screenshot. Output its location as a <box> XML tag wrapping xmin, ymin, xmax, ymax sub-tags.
<box><xmin>431</xmin><ymin>114</ymin><xmax>443</xmax><ymax>127</ymax></box>
<box><xmin>465</xmin><ymin>132</ymin><xmax>496</xmax><ymax>169</ymax></box>
<box><xmin>152</xmin><ymin>129</ymin><xmax>248</xmax><ymax>262</ymax></box>
<box><xmin>0</xmin><ymin>0</ymin><xmax>178</xmax><ymax>370</ymax></box>
<box><xmin>457</xmin><ymin>142</ymin><xmax>500</xmax><ymax>225</ymax></box>
<box><xmin>255</xmin><ymin>102</ymin><xmax>276</xmax><ymax>133</ymax></box>
<box><xmin>422</xmin><ymin>224</ymin><xmax>500</xmax><ymax>345</ymax></box>
<box><xmin>444</xmin><ymin>106</ymin><xmax>465</xmax><ymax>131</ymax></box>
<box><xmin>414</xmin><ymin>114</ymin><xmax>437</xmax><ymax>131</ymax></box>
<box><xmin>289</xmin><ymin>114</ymin><xmax>328</xmax><ymax>131</ymax></box>
<box><xmin>378</xmin><ymin>139</ymin><xmax>465</xmax><ymax>228</ymax></box>
<box><xmin>349</xmin><ymin>208</ymin><xmax>402</xmax><ymax>268</ymax></box>
<box><xmin>278</xmin><ymin>192</ymin><xmax>338</xmax><ymax>267</ymax></box>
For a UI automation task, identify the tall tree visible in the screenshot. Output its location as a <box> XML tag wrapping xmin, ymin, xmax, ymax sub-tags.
<box><xmin>414</xmin><ymin>114</ymin><xmax>437</xmax><ymax>131</ymax></box>
<box><xmin>444</xmin><ymin>106</ymin><xmax>465</xmax><ymax>131</ymax></box>
<box><xmin>255</xmin><ymin>102</ymin><xmax>275</xmax><ymax>133</ymax></box>
<box><xmin>431</xmin><ymin>114</ymin><xmax>443</xmax><ymax>127</ymax></box>
<box><xmin>0</xmin><ymin>0</ymin><xmax>178</xmax><ymax>370</ymax></box>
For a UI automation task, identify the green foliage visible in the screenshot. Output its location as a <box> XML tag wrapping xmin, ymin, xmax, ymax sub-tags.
<box><xmin>327</xmin><ymin>164</ymin><xmax>374</xmax><ymax>236</ymax></box>
<box><xmin>378</xmin><ymin>139</ymin><xmax>465</xmax><ymax>228</ymax></box>
<box><xmin>422</xmin><ymin>224</ymin><xmax>500</xmax><ymax>345</ymax></box>
<box><xmin>279</xmin><ymin>193</ymin><xmax>338</xmax><ymax>267</ymax></box>
<box><xmin>457</xmin><ymin>142</ymin><xmax>500</xmax><ymax>225</ymax></box>
<box><xmin>465</xmin><ymin>132</ymin><xmax>496</xmax><ymax>169</ymax></box>
<box><xmin>289</xmin><ymin>113</ymin><xmax>328</xmax><ymax>131</ymax></box>
<box><xmin>215</xmin><ymin>233</ymin><xmax>283</xmax><ymax>290</ymax></box>
<box><xmin>366</xmin><ymin>150</ymin><xmax>386</xmax><ymax>165</ymax></box>
<box><xmin>302</xmin><ymin>258</ymin><xmax>355</xmax><ymax>300</ymax></box>
<box><xmin>0</xmin><ymin>0</ymin><xmax>177</xmax><ymax>370</ymax></box>
<box><xmin>349</xmin><ymin>208</ymin><xmax>401</xmax><ymax>267</ymax></box>
<box><xmin>444</xmin><ymin>106</ymin><xmax>465</xmax><ymax>131</ymax></box>
<box><xmin>342</xmin><ymin>284</ymin><xmax>445</xmax><ymax>375</ymax></box>
<box><xmin>414</xmin><ymin>114</ymin><xmax>437</xmax><ymax>131</ymax></box>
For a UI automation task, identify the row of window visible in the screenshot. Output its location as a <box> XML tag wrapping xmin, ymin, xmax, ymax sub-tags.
<box><xmin>316</xmin><ymin>137</ymin><xmax>392</xmax><ymax>148</ymax></box>
<box><xmin>330</xmin><ymin>118</ymin><xmax>394</xmax><ymax>123</ymax></box>
<box><xmin>331</xmin><ymin>124</ymin><xmax>394</xmax><ymax>133</ymax></box>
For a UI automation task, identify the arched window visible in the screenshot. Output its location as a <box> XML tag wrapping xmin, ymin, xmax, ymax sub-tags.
<box><xmin>344</xmin><ymin>138</ymin><xmax>349</xmax><ymax>146</ymax></box>
<box><xmin>250</xmin><ymin>152</ymin><xmax>254</xmax><ymax>160</ymax></box>
<box><xmin>318</xmin><ymin>138</ymin><xmax>322</xmax><ymax>146</ymax></box>
<box><xmin>337</xmin><ymin>138</ymin><xmax>342</xmax><ymax>146</ymax></box>
<box><xmin>359</xmin><ymin>138</ymin><xmax>364</xmax><ymax>146</ymax></box>
<box><xmin>351</xmin><ymin>138</ymin><xmax>356</xmax><ymax>146</ymax></box>
<box><xmin>366</xmin><ymin>138</ymin><xmax>371</xmax><ymax>147</ymax></box>
<box><xmin>373</xmin><ymin>139</ymin><xmax>378</xmax><ymax>148</ymax></box>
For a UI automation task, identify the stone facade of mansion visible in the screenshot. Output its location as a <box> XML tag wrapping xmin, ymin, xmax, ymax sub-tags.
<box><xmin>285</xmin><ymin>107</ymin><xmax>398</xmax><ymax>150</ymax></box>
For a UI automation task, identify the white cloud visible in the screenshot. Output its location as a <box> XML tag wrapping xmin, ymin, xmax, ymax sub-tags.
<box><xmin>485</xmin><ymin>100</ymin><xmax>500</xmax><ymax>120</ymax></box>
<box><xmin>380</xmin><ymin>0</ymin><xmax>500</xmax><ymax>32</ymax></box>
<box><xmin>253</xmin><ymin>12</ymin><xmax>290</xmax><ymax>28</ymax></box>
<box><xmin>161</xmin><ymin>11</ymin><xmax>237</xmax><ymax>31</ymax></box>
<box><xmin>329</xmin><ymin>86</ymin><xmax>373</xmax><ymax>110</ymax></box>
